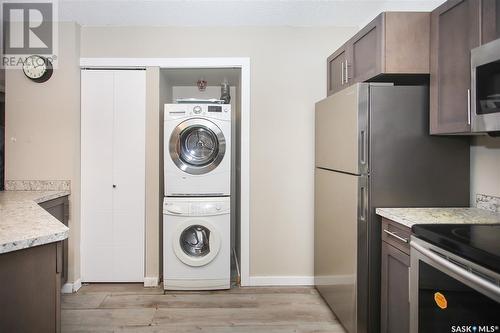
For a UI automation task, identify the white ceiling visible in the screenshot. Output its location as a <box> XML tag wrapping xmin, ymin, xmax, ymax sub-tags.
<box><xmin>59</xmin><ymin>0</ymin><xmax>446</xmax><ymax>27</ymax></box>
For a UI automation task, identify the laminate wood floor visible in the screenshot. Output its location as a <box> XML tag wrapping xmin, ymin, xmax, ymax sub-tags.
<box><xmin>62</xmin><ymin>284</ymin><xmax>346</xmax><ymax>333</ymax></box>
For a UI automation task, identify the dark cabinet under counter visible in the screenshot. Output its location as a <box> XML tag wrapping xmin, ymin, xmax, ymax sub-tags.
<box><xmin>0</xmin><ymin>241</ymin><xmax>63</xmax><ymax>333</ymax></box>
<box><xmin>39</xmin><ymin>196</ymin><xmax>69</xmax><ymax>284</ymax></box>
<box><xmin>0</xmin><ymin>191</ymin><xmax>69</xmax><ymax>333</ymax></box>
<box><xmin>380</xmin><ymin>217</ymin><xmax>411</xmax><ymax>333</ymax></box>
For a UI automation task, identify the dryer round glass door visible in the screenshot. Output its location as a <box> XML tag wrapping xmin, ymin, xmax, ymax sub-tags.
<box><xmin>170</xmin><ymin>118</ymin><xmax>226</xmax><ymax>175</ymax></box>
<box><xmin>173</xmin><ymin>220</ymin><xmax>221</xmax><ymax>267</ymax></box>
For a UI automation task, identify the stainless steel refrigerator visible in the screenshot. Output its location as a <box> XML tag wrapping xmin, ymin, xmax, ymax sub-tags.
<box><xmin>314</xmin><ymin>83</ymin><xmax>470</xmax><ymax>333</ymax></box>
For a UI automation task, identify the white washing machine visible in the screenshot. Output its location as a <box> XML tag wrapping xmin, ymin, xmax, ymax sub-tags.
<box><xmin>163</xmin><ymin>197</ymin><xmax>230</xmax><ymax>290</ymax></box>
<box><xmin>164</xmin><ymin>103</ymin><xmax>231</xmax><ymax>196</ymax></box>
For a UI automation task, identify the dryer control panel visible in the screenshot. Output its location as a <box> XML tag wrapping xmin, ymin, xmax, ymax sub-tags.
<box><xmin>164</xmin><ymin>197</ymin><xmax>230</xmax><ymax>216</ymax></box>
<box><xmin>165</xmin><ymin>104</ymin><xmax>231</xmax><ymax>121</ymax></box>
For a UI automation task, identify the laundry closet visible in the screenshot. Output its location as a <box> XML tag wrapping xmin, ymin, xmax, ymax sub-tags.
<box><xmin>80</xmin><ymin>66</ymin><xmax>242</xmax><ymax>288</ymax></box>
<box><xmin>159</xmin><ymin>68</ymin><xmax>242</xmax><ymax>289</ymax></box>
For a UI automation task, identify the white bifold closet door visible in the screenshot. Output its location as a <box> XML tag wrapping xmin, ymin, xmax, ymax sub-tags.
<box><xmin>81</xmin><ymin>69</ymin><xmax>146</xmax><ymax>282</ymax></box>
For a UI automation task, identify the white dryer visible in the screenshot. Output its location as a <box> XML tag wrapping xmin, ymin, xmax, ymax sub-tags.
<box><xmin>164</xmin><ymin>103</ymin><xmax>231</xmax><ymax>196</ymax></box>
<box><xmin>163</xmin><ymin>197</ymin><xmax>230</xmax><ymax>290</ymax></box>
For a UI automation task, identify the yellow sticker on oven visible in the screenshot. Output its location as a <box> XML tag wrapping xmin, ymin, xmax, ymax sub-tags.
<box><xmin>434</xmin><ymin>292</ymin><xmax>447</xmax><ymax>309</ymax></box>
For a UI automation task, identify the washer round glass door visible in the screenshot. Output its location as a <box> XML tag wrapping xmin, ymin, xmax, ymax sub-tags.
<box><xmin>170</xmin><ymin>119</ymin><xmax>226</xmax><ymax>175</ymax></box>
<box><xmin>173</xmin><ymin>220</ymin><xmax>221</xmax><ymax>267</ymax></box>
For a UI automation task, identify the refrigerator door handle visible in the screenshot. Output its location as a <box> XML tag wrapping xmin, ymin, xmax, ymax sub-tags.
<box><xmin>359</xmin><ymin>129</ymin><xmax>367</xmax><ymax>166</ymax></box>
<box><xmin>358</xmin><ymin>177</ymin><xmax>368</xmax><ymax>222</ymax></box>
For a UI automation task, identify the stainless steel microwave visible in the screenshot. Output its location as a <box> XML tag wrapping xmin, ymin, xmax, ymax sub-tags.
<box><xmin>471</xmin><ymin>38</ymin><xmax>500</xmax><ymax>134</ymax></box>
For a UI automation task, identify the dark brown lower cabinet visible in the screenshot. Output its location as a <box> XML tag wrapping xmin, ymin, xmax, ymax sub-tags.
<box><xmin>381</xmin><ymin>218</ymin><xmax>411</xmax><ymax>333</ymax></box>
<box><xmin>39</xmin><ymin>196</ymin><xmax>69</xmax><ymax>284</ymax></box>
<box><xmin>0</xmin><ymin>242</ymin><xmax>62</xmax><ymax>333</ymax></box>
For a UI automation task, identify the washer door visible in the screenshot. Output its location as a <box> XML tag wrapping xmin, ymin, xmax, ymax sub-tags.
<box><xmin>170</xmin><ymin>118</ymin><xmax>226</xmax><ymax>175</ymax></box>
<box><xmin>173</xmin><ymin>220</ymin><xmax>221</xmax><ymax>267</ymax></box>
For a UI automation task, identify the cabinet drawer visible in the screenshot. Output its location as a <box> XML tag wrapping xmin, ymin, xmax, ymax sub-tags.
<box><xmin>381</xmin><ymin>218</ymin><xmax>410</xmax><ymax>255</ymax></box>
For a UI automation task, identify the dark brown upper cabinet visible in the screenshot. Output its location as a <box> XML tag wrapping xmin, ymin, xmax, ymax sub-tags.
<box><xmin>481</xmin><ymin>0</ymin><xmax>500</xmax><ymax>44</ymax></box>
<box><xmin>430</xmin><ymin>0</ymin><xmax>500</xmax><ymax>135</ymax></box>
<box><xmin>327</xmin><ymin>12</ymin><xmax>430</xmax><ymax>96</ymax></box>
<box><xmin>327</xmin><ymin>48</ymin><xmax>347</xmax><ymax>96</ymax></box>
<box><xmin>430</xmin><ymin>0</ymin><xmax>480</xmax><ymax>134</ymax></box>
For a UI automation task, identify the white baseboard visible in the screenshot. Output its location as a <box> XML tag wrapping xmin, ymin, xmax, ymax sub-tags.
<box><xmin>248</xmin><ymin>276</ymin><xmax>314</xmax><ymax>286</ymax></box>
<box><xmin>61</xmin><ymin>279</ymin><xmax>82</xmax><ymax>294</ymax></box>
<box><xmin>143</xmin><ymin>276</ymin><xmax>159</xmax><ymax>287</ymax></box>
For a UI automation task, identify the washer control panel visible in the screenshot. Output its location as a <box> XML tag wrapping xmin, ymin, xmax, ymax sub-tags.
<box><xmin>190</xmin><ymin>202</ymin><xmax>229</xmax><ymax>215</ymax></box>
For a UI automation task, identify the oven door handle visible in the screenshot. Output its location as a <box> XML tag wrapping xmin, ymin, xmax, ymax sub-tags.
<box><xmin>411</xmin><ymin>241</ymin><xmax>500</xmax><ymax>298</ymax></box>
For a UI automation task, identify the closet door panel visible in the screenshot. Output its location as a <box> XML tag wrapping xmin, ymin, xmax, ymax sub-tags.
<box><xmin>112</xmin><ymin>70</ymin><xmax>146</xmax><ymax>281</ymax></box>
<box><xmin>81</xmin><ymin>70</ymin><xmax>114</xmax><ymax>281</ymax></box>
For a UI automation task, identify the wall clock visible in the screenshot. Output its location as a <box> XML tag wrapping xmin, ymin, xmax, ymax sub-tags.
<box><xmin>22</xmin><ymin>55</ymin><xmax>53</xmax><ymax>83</ymax></box>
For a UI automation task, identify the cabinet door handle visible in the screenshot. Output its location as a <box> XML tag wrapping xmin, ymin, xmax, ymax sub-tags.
<box><xmin>56</xmin><ymin>242</ymin><xmax>63</xmax><ymax>273</ymax></box>
<box><xmin>383</xmin><ymin>229</ymin><xmax>409</xmax><ymax>243</ymax></box>
<box><xmin>467</xmin><ymin>88</ymin><xmax>471</xmax><ymax>125</ymax></box>
<box><xmin>341</xmin><ymin>61</ymin><xmax>345</xmax><ymax>85</ymax></box>
<box><xmin>408</xmin><ymin>266</ymin><xmax>411</xmax><ymax>303</ymax></box>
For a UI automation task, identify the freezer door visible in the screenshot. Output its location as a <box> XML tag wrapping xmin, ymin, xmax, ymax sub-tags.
<box><xmin>315</xmin><ymin>83</ymin><xmax>369</xmax><ymax>175</ymax></box>
<box><xmin>315</xmin><ymin>168</ymin><xmax>364</xmax><ymax>333</ymax></box>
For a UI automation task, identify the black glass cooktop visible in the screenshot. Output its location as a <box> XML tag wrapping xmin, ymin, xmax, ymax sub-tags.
<box><xmin>412</xmin><ymin>224</ymin><xmax>500</xmax><ymax>274</ymax></box>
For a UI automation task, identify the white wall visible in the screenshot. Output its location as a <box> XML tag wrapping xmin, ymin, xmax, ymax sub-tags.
<box><xmin>471</xmin><ymin>136</ymin><xmax>500</xmax><ymax>202</ymax></box>
<box><xmin>81</xmin><ymin>26</ymin><xmax>356</xmax><ymax>278</ymax></box>
<box><xmin>145</xmin><ymin>67</ymin><xmax>161</xmax><ymax>284</ymax></box>
<box><xmin>5</xmin><ymin>22</ymin><xmax>82</xmax><ymax>283</ymax></box>
<box><xmin>158</xmin><ymin>70</ymin><xmax>172</xmax><ymax>280</ymax></box>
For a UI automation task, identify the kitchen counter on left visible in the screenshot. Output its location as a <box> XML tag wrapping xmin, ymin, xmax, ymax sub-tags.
<box><xmin>0</xmin><ymin>191</ymin><xmax>70</xmax><ymax>254</ymax></box>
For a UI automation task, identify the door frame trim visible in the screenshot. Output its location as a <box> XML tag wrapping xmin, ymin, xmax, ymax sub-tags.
<box><xmin>80</xmin><ymin>57</ymin><xmax>251</xmax><ymax>286</ymax></box>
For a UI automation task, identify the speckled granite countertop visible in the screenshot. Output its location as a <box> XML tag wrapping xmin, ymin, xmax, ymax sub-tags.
<box><xmin>376</xmin><ymin>207</ymin><xmax>500</xmax><ymax>228</ymax></box>
<box><xmin>0</xmin><ymin>191</ymin><xmax>70</xmax><ymax>254</ymax></box>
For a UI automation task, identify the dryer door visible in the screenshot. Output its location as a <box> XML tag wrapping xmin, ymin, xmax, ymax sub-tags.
<box><xmin>169</xmin><ymin>118</ymin><xmax>226</xmax><ymax>175</ymax></box>
<box><xmin>173</xmin><ymin>220</ymin><xmax>221</xmax><ymax>267</ymax></box>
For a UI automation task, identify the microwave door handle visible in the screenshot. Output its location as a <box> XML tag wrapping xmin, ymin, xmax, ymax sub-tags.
<box><xmin>411</xmin><ymin>241</ymin><xmax>500</xmax><ymax>299</ymax></box>
<box><xmin>467</xmin><ymin>88</ymin><xmax>471</xmax><ymax>125</ymax></box>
